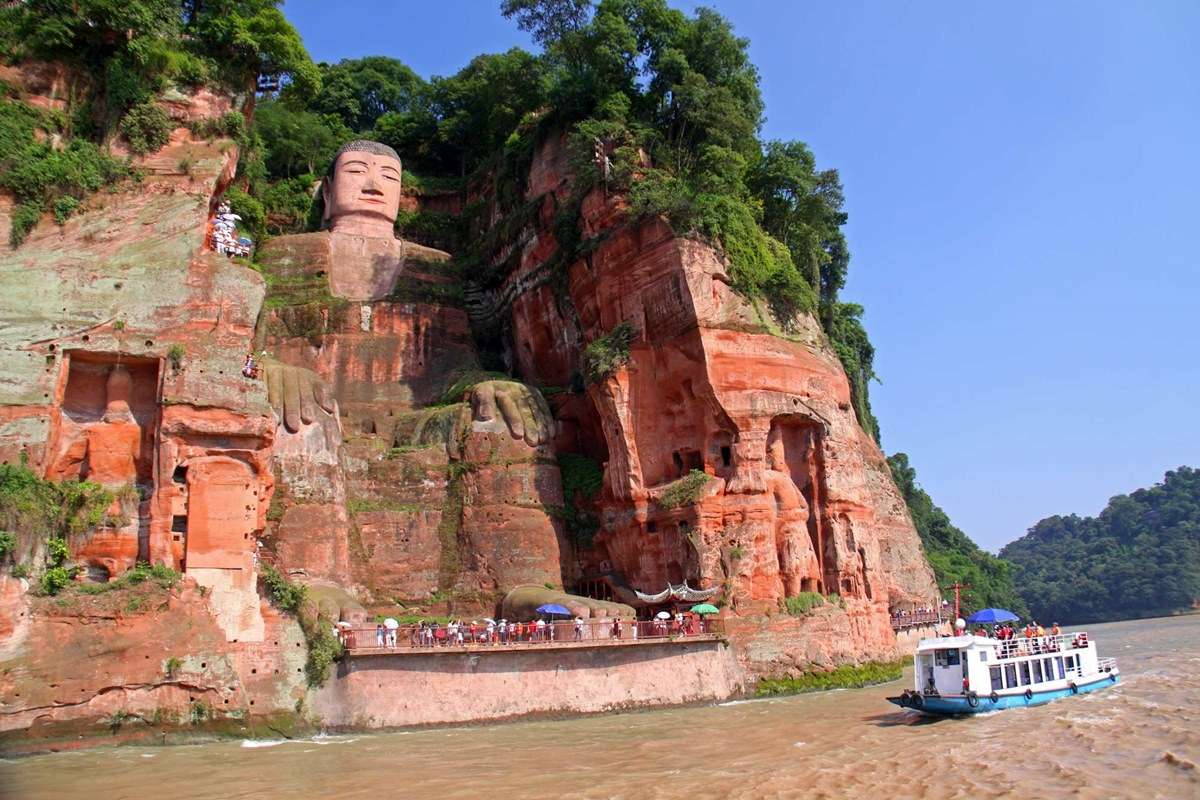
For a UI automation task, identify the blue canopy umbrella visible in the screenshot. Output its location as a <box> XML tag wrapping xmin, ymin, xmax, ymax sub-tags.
<box><xmin>536</xmin><ymin>603</ymin><xmax>571</xmax><ymax>616</ymax></box>
<box><xmin>965</xmin><ymin>607</ymin><xmax>1019</xmax><ymax>624</ymax></box>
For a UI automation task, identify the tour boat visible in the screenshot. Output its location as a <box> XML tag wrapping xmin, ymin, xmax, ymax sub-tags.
<box><xmin>888</xmin><ymin>630</ymin><xmax>1120</xmax><ymax>715</ymax></box>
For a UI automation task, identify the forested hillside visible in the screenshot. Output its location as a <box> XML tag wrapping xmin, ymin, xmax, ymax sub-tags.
<box><xmin>887</xmin><ymin>453</ymin><xmax>1026</xmax><ymax>615</ymax></box>
<box><xmin>1001</xmin><ymin>467</ymin><xmax>1200</xmax><ymax>624</ymax></box>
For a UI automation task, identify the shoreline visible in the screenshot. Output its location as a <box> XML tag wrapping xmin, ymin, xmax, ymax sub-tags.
<box><xmin>0</xmin><ymin>658</ymin><xmax>913</xmax><ymax>758</ymax></box>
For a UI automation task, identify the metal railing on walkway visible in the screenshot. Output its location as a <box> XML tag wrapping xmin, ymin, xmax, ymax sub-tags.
<box><xmin>340</xmin><ymin>617</ymin><xmax>725</xmax><ymax>654</ymax></box>
<box><xmin>890</xmin><ymin>610</ymin><xmax>944</xmax><ymax>630</ymax></box>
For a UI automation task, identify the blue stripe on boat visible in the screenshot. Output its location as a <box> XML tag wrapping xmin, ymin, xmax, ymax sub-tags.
<box><xmin>889</xmin><ymin>672</ymin><xmax>1120</xmax><ymax>715</ymax></box>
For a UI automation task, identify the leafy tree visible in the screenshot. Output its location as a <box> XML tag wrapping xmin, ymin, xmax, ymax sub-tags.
<box><xmin>305</xmin><ymin>56</ymin><xmax>426</xmax><ymax>132</ymax></box>
<box><xmin>887</xmin><ymin>453</ymin><xmax>1027</xmax><ymax>616</ymax></box>
<box><xmin>186</xmin><ymin>0</ymin><xmax>321</xmax><ymax>97</ymax></box>
<box><xmin>252</xmin><ymin>98</ymin><xmax>348</xmax><ymax>178</ymax></box>
<box><xmin>502</xmin><ymin>0</ymin><xmax>592</xmax><ymax>53</ymax></box>
<box><xmin>828</xmin><ymin>303</ymin><xmax>878</xmax><ymax>442</ymax></box>
<box><xmin>1001</xmin><ymin>467</ymin><xmax>1200</xmax><ymax>624</ymax></box>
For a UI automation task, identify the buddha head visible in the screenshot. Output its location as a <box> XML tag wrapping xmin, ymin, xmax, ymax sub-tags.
<box><xmin>321</xmin><ymin>140</ymin><xmax>403</xmax><ymax>238</ymax></box>
<box><xmin>102</xmin><ymin>365</ymin><xmax>135</xmax><ymax>423</ymax></box>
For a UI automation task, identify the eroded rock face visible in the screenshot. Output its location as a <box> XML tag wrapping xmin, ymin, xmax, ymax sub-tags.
<box><xmin>0</xmin><ymin>575</ymin><xmax>308</xmax><ymax>750</ymax></box>
<box><xmin>482</xmin><ymin>137</ymin><xmax>939</xmax><ymax>670</ymax></box>
<box><xmin>0</xmin><ymin>73</ymin><xmax>273</xmax><ymax>601</ymax></box>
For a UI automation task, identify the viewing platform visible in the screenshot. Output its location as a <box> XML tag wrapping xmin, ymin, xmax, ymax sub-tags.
<box><xmin>340</xmin><ymin>618</ymin><xmax>726</xmax><ymax>657</ymax></box>
<box><xmin>890</xmin><ymin>610</ymin><xmax>944</xmax><ymax>630</ymax></box>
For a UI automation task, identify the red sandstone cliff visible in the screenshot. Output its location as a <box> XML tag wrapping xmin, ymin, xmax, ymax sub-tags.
<box><xmin>0</xmin><ymin>65</ymin><xmax>940</xmax><ymax>747</ymax></box>
<box><xmin>476</xmin><ymin>134</ymin><xmax>939</xmax><ymax>672</ymax></box>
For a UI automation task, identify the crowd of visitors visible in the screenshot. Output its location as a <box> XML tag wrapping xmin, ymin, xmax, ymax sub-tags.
<box><xmin>208</xmin><ymin>202</ymin><xmax>252</xmax><ymax>258</ymax></box>
<box><xmin>344</xmin><ymin>612</ymin><xmax>714</xmax><ymax>651</ymax></box>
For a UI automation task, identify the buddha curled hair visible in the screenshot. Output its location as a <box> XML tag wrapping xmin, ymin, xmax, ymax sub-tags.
<box><xmin>328</xmin><ymin>140</ymin><xmax>401</xmax><ymax>175</ymax></box>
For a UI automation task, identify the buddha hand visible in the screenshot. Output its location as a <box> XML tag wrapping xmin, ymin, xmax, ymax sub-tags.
<box><xmin>263</xmin><ymin>359</ymin><xmax>336</xmax><ymax>433</ymax></box>
<box><xmin>469</xmin><ymin>380</ymin><xmax>556</xmax><ymax>447</ymax></box>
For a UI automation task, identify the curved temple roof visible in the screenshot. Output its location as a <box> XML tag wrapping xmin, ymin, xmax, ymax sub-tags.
<box><xmin>634</xmin><ymin>582</ymin><xmax>720</xmax><ymax>604</ymax></box>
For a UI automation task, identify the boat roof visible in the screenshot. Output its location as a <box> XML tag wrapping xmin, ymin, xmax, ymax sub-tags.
<box><xmin>915</xmin><ymin>634</ymin><xmax>995</xmax><ymax>651</ymax></box>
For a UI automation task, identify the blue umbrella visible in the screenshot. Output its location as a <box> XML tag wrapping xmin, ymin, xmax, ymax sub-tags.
<box><xmin>536</xmin><ymin>603</ymin><xmax>571</xmax><ymax>616</ymax></box>
<box><xmin>965</xmin><ymin>607</ymin><xmax>1019</xmax><ymax>624</ymax></box>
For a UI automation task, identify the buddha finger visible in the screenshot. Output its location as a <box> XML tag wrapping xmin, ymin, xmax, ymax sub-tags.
<box><xmin>281</xmin><ymin>367</ymin><xmax>303</xmax><ymax>433</ymax></box>
<box><xmin>495</xmin><ymin>389</ymin><xmax>525</xmax><ymax>440</ymax></box>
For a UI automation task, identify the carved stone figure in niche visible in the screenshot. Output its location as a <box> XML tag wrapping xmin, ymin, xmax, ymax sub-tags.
<box><xmin>52</xmin><ymin>365</ymin><xmax>142</xmax><ymax>487</ymax></box>
<box><xmin>763</xmin><ymin>424</ymin><xmax>822</xmax><ymax>596</ymax></box>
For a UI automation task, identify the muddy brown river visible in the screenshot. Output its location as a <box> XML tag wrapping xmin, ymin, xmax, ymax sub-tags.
<box><xmin>2</xmin><ymin>615</ymin><xmax>1197</xmax><ymax>799</ymax></box>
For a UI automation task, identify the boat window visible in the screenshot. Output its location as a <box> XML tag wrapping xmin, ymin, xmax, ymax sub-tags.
<box><xmin>1065</xmin><ymin>655</ymin><xmax>1075</xmax><ymax>672</ymax></box>
<box><xmin>990</xmin><ymin>666</ymin><xmax>1003</xmax><ymax>691</ymax></box>
<box><xmin>1055</xmin><ymin>657</ymin><xmax>1065</xmax><ymax>679</ymax></box>
<box><xmin>979</xmin><ymin>650</ymin><xmax>988</xmax><ymax>662</ymax></box>
<box><xmin>1004</xmin><ymin>664</ymin><xmax>1017</xmax><ymax>688</ymax></box>
<box><xmin>934</xmin><ymin>649</ymin><xmax>961</xmax><ymax>667</ymax></box>
<box><xmin>1019</xmin><ymin>662</ymin><xmax>1031</xmax><ymax>686</ymax></box>
<box><xmin>1031</xmin><ymin>660</ymin><xmax>1044</xmax><ymax>683</ymax></box>
<box><xmin>1044</xmin><ymin>658</ymin><xmax>1055</xmax><ymax>680</ymax></box>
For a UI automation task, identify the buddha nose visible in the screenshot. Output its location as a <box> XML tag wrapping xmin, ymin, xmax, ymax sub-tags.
<box><xmin>362</xmin><ymin>177</ymin><xmax>383</xmax><ymax>195</ymax></box>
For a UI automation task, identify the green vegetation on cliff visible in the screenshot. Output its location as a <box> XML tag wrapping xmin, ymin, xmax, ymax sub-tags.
<box><xmin>887</xmin><ymin>453</ymin><xmax>1026</xmax><ymax>616</ymax></box>
<box><xmin>232</xmin><ymin>2</ymin><xmax>880</xmax><ymax>439</ymax></box>
<box><xmin>755</xmin><ymin>659</ymin><xmax>904</xmax><ymax>697</ymax></box>
<box><xmin>0</xmin><ymin>1</ymin><xmax>317</xmax><ymax>244</ymax></box>
<box><xmin>259</xmin><ymin>564</ymin><xmax>344</xmax><ymax>686</ymax></box>
<box><xmin>1000</xmin><ymin>467</ymin><xmax>1200</xmax><ymax>625</ymax></box>
<box><xmin>0</xmin><ymin>460</ymin><xmax>116</xmax><ymax>573</ymax></box>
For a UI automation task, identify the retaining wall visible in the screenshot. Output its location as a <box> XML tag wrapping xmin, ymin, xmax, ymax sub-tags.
<box><xmin>311</xmin><ymin>639</ymin><xmax>744</xmax><ymax>728</ymax></box>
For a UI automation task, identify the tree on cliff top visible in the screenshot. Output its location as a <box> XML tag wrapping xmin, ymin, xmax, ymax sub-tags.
<box><xmin>498</xmin><ymin>0</ymin><xmax>875</xmax><ymax>435</ymax></box>
<box><xmin>0</xmin><ymin>1</ymin><xmax>317</xmax><ymax>244</ymax></box>
<box><xmin>1000</xmin><ymin>467</ymin><xmax>1200</xmax><ymax>625</ymax></box>
<box><xmin>887</xmin><ymin>453</ymin><xmax>1027</xmax><ymax>616</ymax></box>
<box><xmin>1</xmin><ymin>1</ymin><xmax>319</xmax><ymax>107</ymax></box>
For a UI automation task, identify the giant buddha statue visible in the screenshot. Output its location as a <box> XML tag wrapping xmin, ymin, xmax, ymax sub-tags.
<box><xmin>254</xmin><ymin>140</ymin><xmax>568</xmax><ymax>612</ymax></box>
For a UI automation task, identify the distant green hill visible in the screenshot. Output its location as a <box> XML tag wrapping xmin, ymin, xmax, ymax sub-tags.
<box><xmin>1000</xmin><ymin>467</ymin><xmax>1200</xmax><ymax>625</ymax></box>
<box><xmin>887</xmin><ymin>453</ymin><xmax>1027</xmax><ymax>617</ymax></box>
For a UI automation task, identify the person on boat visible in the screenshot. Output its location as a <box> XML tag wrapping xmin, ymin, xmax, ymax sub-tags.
<box><xmin>1051</xmin><ymin>622</ymin><xmax>1062</xmax><ymax>636</ymax></box>
<box><xmin>1036</xmin><ymin>621</ymin><xmax>1046</xmax><ymax>637</ymax></box>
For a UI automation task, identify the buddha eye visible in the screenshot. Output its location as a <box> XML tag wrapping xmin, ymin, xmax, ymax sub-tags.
<box><xmin>381</xmin><ymin>173</ymin><xmax>400</xmax><ymax>182</ymax></box>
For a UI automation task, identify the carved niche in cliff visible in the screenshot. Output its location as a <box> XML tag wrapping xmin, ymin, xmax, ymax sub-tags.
<box><xmin>47</xmin><ymin>352</ymin><xmax>161</xmax><ymax>577</ymax></box>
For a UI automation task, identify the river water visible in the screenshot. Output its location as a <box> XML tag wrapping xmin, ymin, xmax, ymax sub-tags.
<box><xmin>3</xmin><ymin>615</ymin><xmax>1197</xmax><ymax>800</ymax></box>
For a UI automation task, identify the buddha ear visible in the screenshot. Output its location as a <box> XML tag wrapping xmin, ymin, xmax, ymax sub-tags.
<box><xmin>320</xmin><ymin>176</ymin><xmax>331</xmax><ymax>228</ymax></box>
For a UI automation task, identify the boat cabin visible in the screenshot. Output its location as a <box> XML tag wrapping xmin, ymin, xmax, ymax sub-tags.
<box><xmin>914</xmin><ymin>632</ymin><xmax>1103</xmax><ymax>697</ymax></box>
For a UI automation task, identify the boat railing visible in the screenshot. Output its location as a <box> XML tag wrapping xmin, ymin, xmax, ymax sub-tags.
<box><xmin>1097</xmin><ymin>657</ymin><xmax>1118</xmax><ymax>672</ymax></box>
<box><xmin>991</xmin><ymin>632</ymin><xmax>1090</xmax><ymax>660</ymax></box>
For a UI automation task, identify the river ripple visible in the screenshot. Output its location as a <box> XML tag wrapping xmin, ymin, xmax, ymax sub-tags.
<box><xmin>2</xmin><ymin>615</ymin><xmax>1197</xmax><ymax>800</ymax></box>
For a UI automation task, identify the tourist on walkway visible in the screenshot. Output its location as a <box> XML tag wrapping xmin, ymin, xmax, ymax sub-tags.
<box><xmin>536</xmin><ymin>618</ymin><xmax>546</xmax><ymax>642</ymax></box>
<box><xmin>499</xmin><ymin>620</ymin><xmax>508</xmax><ymax>644</ymax></box>
<box><xmin>375</xmin><ymin>623</ymin><xmax>385</xmax><ymax>647</ymax></box>
<box><xmin>574</xmin><ymin>616</ymin><xmax>584</xmax><ymax>640</ymax></box>
<box><xmin>611</xmin><ymin>618</ymin><xmax>622</xmax><ymax>639</ymax></box>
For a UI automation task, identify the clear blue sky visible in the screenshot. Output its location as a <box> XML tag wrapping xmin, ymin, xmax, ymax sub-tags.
<box><xmin>283</xmin><ymin>1</ymin><xmax>1200</xmax><ymax>552</ymax></box>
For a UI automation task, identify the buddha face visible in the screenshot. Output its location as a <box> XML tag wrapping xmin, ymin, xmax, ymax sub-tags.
<box><xmin>322</xmin><ymin>149</ymin><xmax>402</xmax><ymax>238</ymax></box>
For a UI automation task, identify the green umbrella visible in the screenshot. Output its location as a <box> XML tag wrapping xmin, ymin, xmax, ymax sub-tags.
<box><xmin>691</xmin><ymin>603</ymin><xmax>720</xmax><ymax>615</ymax></box>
